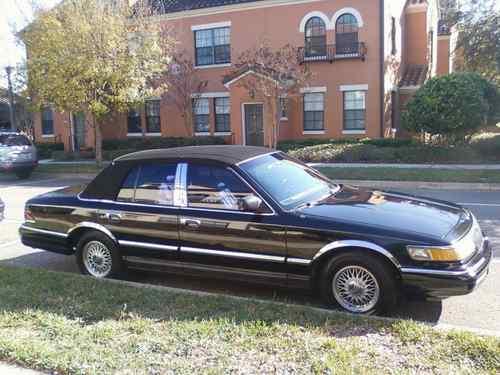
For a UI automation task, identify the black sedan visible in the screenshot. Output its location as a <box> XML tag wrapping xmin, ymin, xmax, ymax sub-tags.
<box><xmin>19</xmin><ymin>146</ymin><xmax>491</xmax><ymax>314</ymax></box>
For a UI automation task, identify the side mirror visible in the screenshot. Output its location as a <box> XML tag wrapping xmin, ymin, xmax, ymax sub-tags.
<box><xmin>241</xmin><ymin>195</ymin><xmax>263</xmax><ymax>212</ymax></box>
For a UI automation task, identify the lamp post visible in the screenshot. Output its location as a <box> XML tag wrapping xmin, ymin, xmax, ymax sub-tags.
<box><xmin>5</xmin><ymin>66</ymin><xmax>16</xmax><ymax>131</ymax></box>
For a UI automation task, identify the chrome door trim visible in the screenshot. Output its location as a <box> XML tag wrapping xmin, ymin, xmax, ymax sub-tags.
<box><xmin>181</xmin><ymin>246</ymin><xmax>285</xmax><ymax>263</ymax></box>
<box><xmin>174</xmin><ymin>162</ymin><xmax>187</xmax><ymax>207</ymax></box>
<box><xmin>312</xmin><ymin>240</ymin><xmax>401</xmax><ymax>269</ymax></box>
<box><xmin>287</xmin><ymin>257</ymin><xmax>312</xmax><ymax>266</ymax></box>
<box><xmin>118</xmin><ymin>240</ymin><xmax>178</xmax><ymax>252</ymax></box>
<box><xmin>20</xmin><ymin>224</ymin><xmax>68</xmax><ymax>238</ymax></box>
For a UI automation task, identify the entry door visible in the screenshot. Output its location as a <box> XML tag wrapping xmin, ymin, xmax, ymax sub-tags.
<box><xmin>244</xmin><ymin>104</ymin><xmax>264</xmax><ymax>146</ymax></box>
<box><xmin>73</xmin><ymin>112</ymin><xmax>86</xmax><ymax>151</ymax></box>
<box><xmin>178</xmin><ymin>162</ymin><xmax>288</xmax><ymax>284</ymax></box>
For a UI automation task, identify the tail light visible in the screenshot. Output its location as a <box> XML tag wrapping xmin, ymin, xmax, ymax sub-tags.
<box><xmin>24</xmin><ymin>206</ymin><xmax>35</xmax><ymax>222</ymax></box>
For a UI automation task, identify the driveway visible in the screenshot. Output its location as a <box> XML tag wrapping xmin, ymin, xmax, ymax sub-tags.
<box><xmin>1</xmin><ymin>173</ymin><xmax>499</xmax><ymax>334</ymax></box>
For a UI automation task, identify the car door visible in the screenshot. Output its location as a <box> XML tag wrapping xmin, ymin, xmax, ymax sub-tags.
<box><xmin>102</xmin><ymin>162</ymin><xmax>180</xmax><ymax>264</ymax></box>
<box><xmin>178</xmin><ymin>161</ymin><xmax>288</xmax><ymax>285</ymax></box>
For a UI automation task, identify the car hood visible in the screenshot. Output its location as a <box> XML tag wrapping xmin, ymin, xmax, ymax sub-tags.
<box><xmin>298</xmin><ymin>185</ymin><xmax>471</xmax><ymax>241</ymax></box>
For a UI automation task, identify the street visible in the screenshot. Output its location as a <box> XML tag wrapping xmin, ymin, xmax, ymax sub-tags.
<box><xmin>1</xmin><ymin>173</ymin><xmax>499</xmax><ymax>334</ymax></box>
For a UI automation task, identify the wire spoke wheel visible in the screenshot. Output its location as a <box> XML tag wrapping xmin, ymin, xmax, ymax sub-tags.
<box><xmin>82</xmin><ymin>240</ymin><xmax>113</xmax><ymax>278</ymax></box>
<box><xmin>332</xmin><ymin>265</ymin><xmax>380</xmax><ymax>313</ymax></box>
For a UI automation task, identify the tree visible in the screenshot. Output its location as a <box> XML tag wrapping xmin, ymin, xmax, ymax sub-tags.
<box><xmin>448</xmin><ymin>0</ymin><xmax>500</xmax><ymax>84</ymax></box>
<box><xmin>402</xmin><ymin>73</ymin><xmax>500</xmax><ymax>145</ymax></box>
<box><xmin>20</xmin><ymin>0</ymin><xmax>174</xmax><ymax>165</ymax></box>
<box><xmin>163</xmin><ymin>52</ymin><xmax>208</xmax><ymax>135</ymax></box>
<box><xmin>231</xmin><ymin>41</ymin><xmax>312</xmax><ymax>149</ymax></box>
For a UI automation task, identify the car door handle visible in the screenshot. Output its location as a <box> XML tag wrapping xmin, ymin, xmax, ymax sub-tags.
<box><xmin>180</xmin><ymin>218</ymin><xmax>201</xmax><ymax>229</ymax></box>
<box><xmin>109</xmin><ymin>213</ymin><xmax>122</xmax><ymax>223</ymax></box>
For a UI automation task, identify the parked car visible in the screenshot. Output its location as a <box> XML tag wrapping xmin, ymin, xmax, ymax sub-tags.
<box><xmin>0</xmin><ymin>197</ymin><xmax>4</xmax><ymax>222</ymax></box>
<box><xmin>0</xmin><ymin>132</ymin><xmax>38</xmax><ymax>179</ymax></box>
<box><xmin>19</xmin><ymin>146</ymin><xmax>491</xmax><ymax>314</ymax></box>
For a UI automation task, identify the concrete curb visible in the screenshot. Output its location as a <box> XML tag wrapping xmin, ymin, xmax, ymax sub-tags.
<box><xmin>310</xmin><ymin>163</ymin><xmax>500</xmax><ymax>170</ymax></box>
<box><xmin>101</xmin><ymin>275</ymin><xmax>500</xmax><ymax>338</ymax></box>
<box><xmin>335</xmin><ymin>179</ymin><xmax>500</xmax><ymax>191</ymax></box>
<box><xmin>0</xmin><ymin>363</ymin><xmax>43</xmax><ymax>375</ymax></box>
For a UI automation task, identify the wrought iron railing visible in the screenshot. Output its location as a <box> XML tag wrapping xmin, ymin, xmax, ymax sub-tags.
<box><xmin>298</xmin><ymin>42</ymin><xmax>367</xmax><ymax>64</ymax></box>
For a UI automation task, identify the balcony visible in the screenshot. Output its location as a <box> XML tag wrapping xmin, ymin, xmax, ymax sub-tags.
<box><xmin>298</xmin><ymin>43</ymin><xmax>367</xmax><ymax>64</ymax></box>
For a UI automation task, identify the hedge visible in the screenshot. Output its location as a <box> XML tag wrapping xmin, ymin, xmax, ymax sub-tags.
<box><xmin>277</xmin><ymin>138</ymin><xmax>418</xmax><ymax>152</ymax></box>
<box><xmin>35</xmin><ymin>142</ymin><xmax>65</xmax><ymax>159</ymax></box>
<box><xmin>102</xmin><ymin>136</ymin><xmax>226</xmax><ymax>151</ymax></box>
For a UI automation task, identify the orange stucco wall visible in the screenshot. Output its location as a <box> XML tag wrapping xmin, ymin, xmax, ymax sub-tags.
<box><xmin>36</xmin><ymin>0</ymin><xmax>386</xmax><ymax>151</ymax></box>
<box><xmin>404</xmin><ymin>10</ymin><xmax>428</xmax><ymax>66</ymax></box>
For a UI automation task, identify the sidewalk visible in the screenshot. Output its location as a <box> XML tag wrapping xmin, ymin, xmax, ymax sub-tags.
<box><xmin>0</xmin><ymin>363</ymin><xmax>42</xmax><ymax>375</ymax></box>
<box><xmin>310</xmin><ymin>162</ymin><xmax>500</xmax><ymax>170</ymax></box>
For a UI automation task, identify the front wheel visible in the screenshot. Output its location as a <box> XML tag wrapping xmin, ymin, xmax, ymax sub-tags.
<box><xmin>75</xmin><ymin>231</ymin><xmax>124</xmax><ymax>278</ymax></box>
<box><xmin>320</xmin><ymin>252</ymin><xmax>399</xmax><ymax>315</ymax></box>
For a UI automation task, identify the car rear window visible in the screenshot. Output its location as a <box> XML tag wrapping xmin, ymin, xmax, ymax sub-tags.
<box><xmin>0</xmin><ymin>134</ymin><xmax>31</xmax><ymax>146</ymax></box>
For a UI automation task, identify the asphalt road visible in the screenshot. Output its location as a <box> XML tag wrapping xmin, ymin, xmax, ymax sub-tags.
<box><xmin>0</xmin><ymin>173</ymin><xmax>499</xmax><ymax>334</ymax></box>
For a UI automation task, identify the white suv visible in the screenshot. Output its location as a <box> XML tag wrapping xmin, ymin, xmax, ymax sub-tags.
<box><xmin>0</xmin><ymin>133</ymin><xmax>38</xmax><ymax>179</ymax></box>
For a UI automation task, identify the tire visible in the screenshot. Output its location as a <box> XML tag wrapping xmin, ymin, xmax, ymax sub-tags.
<box><xmin>75</xmin><ymin>231</ymin><xmax>125</xmax><ymax>279</ymax></box>
<box><xmin>319</xmin><ymin>252</ymin><xmax>399</xmax><ymax>315</ymax></box>
<box><xmin>15</xmin><ymin>168</ymin><xmax>33</xmax><ymax>179</ymax></box>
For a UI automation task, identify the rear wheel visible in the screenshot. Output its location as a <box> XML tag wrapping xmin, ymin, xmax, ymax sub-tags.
<box><xmin>15</xmin><ymin>168</ymin><xmax>33</xmax><ymax>179</ymax></box>
<box><xmin>75</xmin><ymin>231</ymin><xmax>124</xmax><ymax>278</ymax></box>
<box><xmin>320</xmin><ymin>252</ymin><xmax>398</xmax><ymax>315</ymax></box>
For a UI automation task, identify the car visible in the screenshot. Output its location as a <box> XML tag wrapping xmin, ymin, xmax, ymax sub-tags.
<box><xmin>19</xmin><ymin>145</ymin><xmax>491</xmax><ymax>314</ymax></box>
<box><xmin>0</xmin><ymin>197</ymin><xmax>4</xmax><ymax>222</ymax></box>
<box><xmin>0</xmin><ymin>132</ymin><xmax>38</xmax><ymax>179</ymax></box>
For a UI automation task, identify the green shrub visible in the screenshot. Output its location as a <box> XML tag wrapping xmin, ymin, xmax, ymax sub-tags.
<box><xmin>402</xmin><ymin>72</ymin><xmax>500</xmax><ymax>145</ymax></box>
<box><xmin>102</xmin><ymin>136</ymin><xmax>226</xmax><ymax>151</ymax></box>
<box><xmin>471</xmin><ymin>133</ymin><xmax>500</xmax><ymax>160</ymax></box>
<box><xmin>51</xmin><ymin>150</ymin><xmax>96</xmax><ymax>161</ymax></box>
<box><xmin>35</xmin><ymin>142</ymin><xmax>65</xmax><ymax>159</ymax></box>
<box><xmin>278</xmin><ymin>138</ymin><xmax>419</xmax><ymax>152</ymax></box>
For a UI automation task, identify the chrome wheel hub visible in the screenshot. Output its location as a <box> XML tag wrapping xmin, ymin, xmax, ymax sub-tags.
<box><xmin>83</xmin><ymin>241</ymin><xmax>112</xmax><ymax>278</ymax></box>
<box><xmin>332</xmin><ymin>265</ymin><xmax>380</xmax><ymax>313</ymax></box>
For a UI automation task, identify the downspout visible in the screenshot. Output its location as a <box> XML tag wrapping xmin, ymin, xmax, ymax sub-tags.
<box><xmin>379</xmin><ymin>0</ymin><xmax>385</xmax><ymax>138</ymax></box>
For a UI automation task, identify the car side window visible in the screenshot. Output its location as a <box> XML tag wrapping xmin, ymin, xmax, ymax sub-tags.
<box><xmin>187</xmin><ymin>164</ymin><xmax>255</xmax><ymax>211</ymax></box>
<box><xmin>116</xmin><ymin>163</ymin><xmax>177</xmax><ymax>206</ymax></box>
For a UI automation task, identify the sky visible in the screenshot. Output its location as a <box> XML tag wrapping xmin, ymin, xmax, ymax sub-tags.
<box><xmin>0</xmin><ymin>0</ymin><xmax>60</xmax><ymax>87</ymax></box>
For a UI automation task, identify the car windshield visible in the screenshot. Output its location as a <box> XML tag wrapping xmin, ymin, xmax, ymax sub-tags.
<box><xmin>0</xmin><ymin>134</ymin><xmax>31</xmax><ymax>147</ymax></box>
<box><xmin>240</xmin><ymin>153</ymin><xmax>339</xmax><ymax>210</ymax></box>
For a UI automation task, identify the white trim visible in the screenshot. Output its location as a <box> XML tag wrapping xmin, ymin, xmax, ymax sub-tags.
<box><xmin>342</xmin><ymin>130</ymin><xmax>365</xmax><ymax>135</ymax></box>
<box><xmin>437</xmin><ymin>35</ymin><xmax>451</xmax><ymax>41</ymax></box>
<box><xmin>194</xmin><ymin>132</ymin><xmax>211</xmax><ymax>136</ymax></box>
<box><xmin>332</xmin><ymin>7</ymin><xmax>364</xmax><ymax>28</ymax></box>
<box><xmin>41</xmin><ymin>134</ymin><xmax>55</xmax><ymax>138</ymax></box>
<box><xmin>280</xmin><ymin>117</ymin><xmax>288</xmax><ymax>121</ymax></box>
<box><xmin>224</xmin><ymin>70</ymin><xmax>278</xmax><ymax>88</ymax></box>
<box><xmin>300</xmin><ymin>86</ymin><xmax>327</xmax><ymax>93</ymax></box>
<box><xmin>191</xmin><ymin>92</ymin><xmax>230</xmax><ymax>98</ymax></box>
<box><xmin>339</xmin><ymin>84</ymin><xmax>368</xmax><ymax>91</ymax></box>
<box><xmin>214</xmin><ymin>132</ymin><xmax>232</xmax><ymax>136</ymax></box>
<box><xmin>299</xmin><ymin>11</ymin><xmax>332</xmax><ymax>32</ymax></box>
<box><xmin>399</xmin><ymin>85</ymin><xmax>420</xmax><ymax>93</ymax></box>
<box><xmin>191</xmin><ymin>21</ymin><xmax>231</xmax><ymax>31</ymax></box>
<box><xmin>195</xmin><ymin>63</ymin><xmax>231</xmax><ymax>70</ymax></box>
<box><xmin>145</xmin><ymin>132</ymin><xmax>162</xmax><ymax>137</ymax></box>
<box><xmin>127</xmin><ymin>132</ymin><xmax>143</xmax><ymax>137</ymax></box>
<box><xmin>303</xmin><ymin>130</ymin><xmax>325</xmax><ymax>135</ymax></box>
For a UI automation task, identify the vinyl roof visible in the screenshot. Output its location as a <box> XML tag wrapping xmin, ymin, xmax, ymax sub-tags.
<box><xmin>114</xmin><ymin>145</ymin><xmax>274</xmax><ymax>165</ymax></box>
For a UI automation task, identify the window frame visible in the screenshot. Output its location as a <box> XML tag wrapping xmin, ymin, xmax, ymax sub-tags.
<box><xmin>335</xmin><ymin>13</ymin><xmax>359</xmax><ymax>55</ymax></box>
<box><xmin>41</xmin><ymin>107</ymin><xmax>54</xmax><ymax>136</ymax></box>
<box><xmin>214</xmin><ymin>97</ymin><xmax>231</xmax><ymax>133</ymax></box>
<box><xmin>279</xmin><ymin>97</ymin><xmax>288</xmax><ymax>120</ymax></box>
<box><xmin>304</xmin><ymin>16</ymin><xmax>327</xmax><ymax>57</ymax></box>
<box><xmin>193</xmin><ymin>97</ymin><xmax>210</xmax><ymax>134</ymax></box>
<box><xmin>343</xmin><ymin>90</ymin><xmax>366</xmax><ymax>131</ymax></box>
<box><xmin>145</xmin><ymin>99</ymin><xmax>161</xmax><ymax>134</ymax></box>
<box><xmin>194</xmin><ymin>27</ymin><xmax>231</xmax><ymax>67</ymax></box>
<box><xmin>127</xmin><ymin>108</ymin><xmax>142</xmax><ymax>135</ymax></box>
<box><xmin>303</xmin><ymin>92</ymin><xmax>325</xmax><ymax>131</ymax></box>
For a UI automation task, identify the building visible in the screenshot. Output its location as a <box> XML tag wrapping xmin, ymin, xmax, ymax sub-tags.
<box><xmin>32</xmin><ymin>0</ymin><xmax>455</xmax><ymax>151</ymax></box>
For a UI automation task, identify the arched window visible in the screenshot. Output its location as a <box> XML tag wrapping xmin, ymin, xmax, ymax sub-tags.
<box><xmin>336</xmin><ymin>13</ymin><xmax>359</xmax><ymax>55</ymax></box>
<box><xmin>305</xmin><ymin>17</ymin><xmax>327</xmax><ymax>57</ymax></box>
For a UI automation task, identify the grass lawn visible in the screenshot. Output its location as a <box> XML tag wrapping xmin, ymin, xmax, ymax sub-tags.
<box><xmin>317</xmin><ymin>167</ymin><xmax>500</xmax><ymax>184</ymax></box>
<box><xmin>0</xmin><ymin>266</ymin><xmax>498</xmax><ymax>374</ymax></box>
<box><xmin>36</xmin><ymin>163</ymin><xmax>105</xmax><ymax>175</ymax></box>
